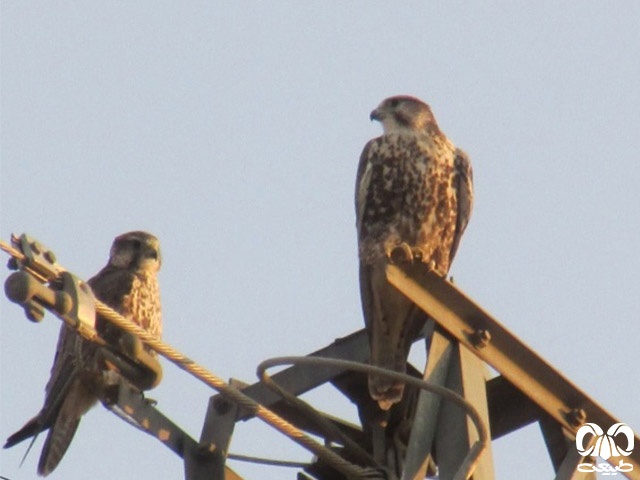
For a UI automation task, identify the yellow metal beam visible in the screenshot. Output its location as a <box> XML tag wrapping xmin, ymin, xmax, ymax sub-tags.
<box><xmin>385</xmin><ymin>263</ymin><xmax>640</xmax><ymax>477</ymax></box>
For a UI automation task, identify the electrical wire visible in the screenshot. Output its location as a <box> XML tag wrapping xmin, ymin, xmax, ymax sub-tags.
<box><xmin>226</xmin><ymin>453</ymin><xmax>311</xmax><ymax>468</ymax></box>
<box><xmin>92</xmin><ymin>301</ymin><xmax>371</xmax><ymax>479</ymax></box>
<box><xmin>258</xmin><ymin>360</ymin><xmax>379</xmax><ymax>468</ymax></box>
<box><xmin>257</xmin><ymin>356</ymin><xmax>489</xmax><ymax>480</ymax></box>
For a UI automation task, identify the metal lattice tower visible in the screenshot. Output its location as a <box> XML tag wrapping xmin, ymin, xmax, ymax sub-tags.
<box><xmin>3</xmin><ymin>234</ymin><xmax>638</xmax><ymax>480</ymax></box>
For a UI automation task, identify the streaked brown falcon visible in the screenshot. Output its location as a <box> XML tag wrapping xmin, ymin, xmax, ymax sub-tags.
<box><xmin>4</xmin><ymin>231</ymin><xmax>162</xmax><ymax>475</ymax></box>
<box><xmin>356</xmin><ymin>96</ymin><xmax>473</xmax><ymax>410</ymax></box>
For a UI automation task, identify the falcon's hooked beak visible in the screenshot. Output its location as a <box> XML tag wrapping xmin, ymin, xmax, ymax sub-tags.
<box><xmin>370</xmin><ymin>108</ymin><xmax>384</xmax><ymax>122</ymax></box>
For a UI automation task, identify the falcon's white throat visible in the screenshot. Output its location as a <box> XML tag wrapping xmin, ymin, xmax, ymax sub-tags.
<box><xmin>379</xmin><ymin>116</ymin><xmax>416</xmax><ymax>135</ymax></box>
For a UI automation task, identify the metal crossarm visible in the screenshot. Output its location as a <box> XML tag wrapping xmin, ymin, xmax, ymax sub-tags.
<box><xmin>101</xmin><ymin>379</ymin><xmax>243</xmax><ymax>480</ymax></box>
<box><xmin>233</xmin><ymin>328</ymin><xmax>371</xmax><ymax>420</ymax></box>
<box><xmin>385</xmin><ymin>262</ymin><xmax>640</xmax><ymax>477</ymax></box>
<box><xmin>102</xmin><ymin>380</ymin><xmax>201</xmax><ymax>458</ymax></box>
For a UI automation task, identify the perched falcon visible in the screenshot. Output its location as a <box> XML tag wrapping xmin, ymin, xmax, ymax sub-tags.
<box><xmin>4</xmin><ymin>231</ymin><xmax>162</xmax><ymax>476</ymax></box>
<box><xmin>356</xmin><ymin>96</ymin><xmax>473</xmax><ymax>410</ymax></box>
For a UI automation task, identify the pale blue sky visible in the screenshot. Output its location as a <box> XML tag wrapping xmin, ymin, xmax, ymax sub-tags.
<box><xmin>2</xmin><ymin>2</ymin><xmax>639</xmax><ymax>479</ymax></box>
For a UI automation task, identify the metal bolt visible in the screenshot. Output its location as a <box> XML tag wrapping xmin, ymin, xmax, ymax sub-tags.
<box><xmin>198</xmin><ymin>443</ymin><xmax>217</xmax><ymax>455</ymax></box>
<box><xmin>44</xmin><ymin>250</ymin><xmax>56</xmax><ymax>263</ymax></box>
<box><xmin>214</xmin><ymin>398</ymin><xmax>231</xmax><ymax>415</ymax></box>
<box><xmin>567</xmin><ymin>408</ymin><xmax>587</xmax><ymax>427</ymax></box>
<box><xmin>31</xmin><ymin>242</ymin><xmax>41</xmax><ymax>254</ymax></box>
<box><xmin>472</xmin><ymin>328</ymin><xmax>491</xmax><ymax>348</ymax></box>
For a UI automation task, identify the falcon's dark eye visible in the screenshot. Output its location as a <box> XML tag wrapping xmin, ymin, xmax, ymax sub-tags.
<box><xmin>389</xmin><ymin>98</ymin><xmax>400</xmax><ymax>108</ymax></box>
<box><xmin>147</xmin><ymin>249</ymin><xmax>158</xmax><ymax>260</ymax></box>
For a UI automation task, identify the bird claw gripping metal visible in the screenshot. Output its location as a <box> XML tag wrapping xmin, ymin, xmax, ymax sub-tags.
<box><xmin>3</xmin><ymin>233</ymin><xmax>161</xmax><ymax>391</ymax></box>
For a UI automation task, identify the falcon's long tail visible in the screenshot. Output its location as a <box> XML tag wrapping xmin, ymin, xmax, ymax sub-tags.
<box><xmin>38</xmin><ymin>415</ymin><xmax>81</xmax><ymax>476</ymax></box>
<box><xmin>359</xmin><ymin>262</ymin><xmax>426</xmax><ymax>410</ymax></box>
<box><xmin>37</xmin><ymin>379</ymin><xmax>97</xmax><ymax>476</ymax></box>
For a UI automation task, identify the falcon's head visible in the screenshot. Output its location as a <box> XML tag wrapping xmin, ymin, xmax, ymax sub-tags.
<box><xmin>108</xmin><ymin>231</ymin><xmax>161</xmax><ymax>273</ymax></box>
<box><xmin>370</xmin><ymin>95</ymin><xmax>440</xmax><ymax>135</ymax></box>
